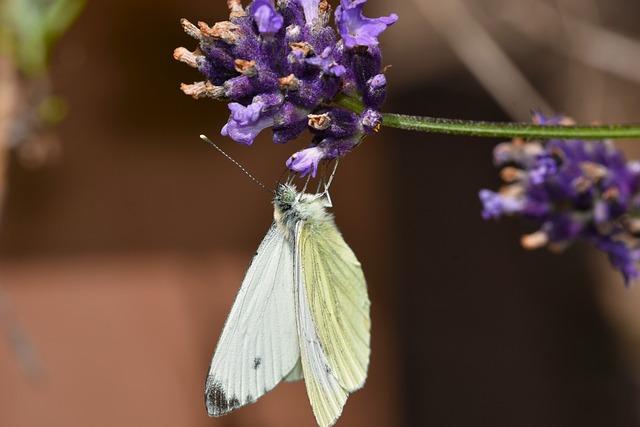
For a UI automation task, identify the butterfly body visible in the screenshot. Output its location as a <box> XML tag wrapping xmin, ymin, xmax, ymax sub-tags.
<box><xmin>205</xmin><ymin>184</ymin><xmax>370</xmax><ymax>427</ymax></box>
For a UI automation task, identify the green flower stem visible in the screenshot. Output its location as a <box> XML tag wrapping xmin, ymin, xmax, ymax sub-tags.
<box><xmin>381</xmin><ymin>114</ymin><xmax>640</xmax><ymax>140</ymax></box>
<box><xmin>335</xmin><ymin>94</ymin><xmax>640</xmax><ymax>140</ymax></box>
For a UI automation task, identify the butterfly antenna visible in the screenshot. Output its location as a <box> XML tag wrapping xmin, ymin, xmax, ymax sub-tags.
<box><xmin>200</xmin><ymin>135</ymin><xmax>274</xmax><ymax>194</ymax></box>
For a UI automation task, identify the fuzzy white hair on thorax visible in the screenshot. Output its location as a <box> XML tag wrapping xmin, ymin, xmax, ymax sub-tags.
<box><xmin>273</xmin><ymin>184</ymin><xmax>334</xmax><ymax>240</ymax></box>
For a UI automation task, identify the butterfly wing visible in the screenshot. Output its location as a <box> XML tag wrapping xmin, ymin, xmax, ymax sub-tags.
<box><xmin>295</xmin><ymin>226</ymin><xmax>348</xmax><ymax>427</ymax></box>
<box><xmin>205</xmin><ymin>224</ymin><xmax>300</xmax><ymax>417</ymax></box>
<box><xmin>295</xmin><ymin>219</ymin><xmax>371</xmax><ymax>427</ymax></box>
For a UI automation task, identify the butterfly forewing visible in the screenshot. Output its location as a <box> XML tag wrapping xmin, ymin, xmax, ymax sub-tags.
<box><xmin>205</xmin><ymin>224</ymin><xmax>300</xmax><ymax>417</ymax></box>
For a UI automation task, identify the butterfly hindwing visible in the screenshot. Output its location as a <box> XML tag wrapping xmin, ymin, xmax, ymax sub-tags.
<box><xmin>300</xmin><ymin>219</ymin><xmax>371</xmax><ymax>392</ymax></box>
<box><xmin>295</xmin><ymin>219</ymin><xmax>371</xmax><ymax>427</ymax></box>
<box><xmin>284</xmin><ymin>358</ymin><xmax>304</xmax><ymax>382</ymax></box>
<box><xmin>295</xmin><ymin>221</ymin><xmax>348</xmax><ymax>427</ymax></box>
<box><xmin>205</xmin><ymin>224</ymin><xmax>300</xmax><ymax>417</ymax></box>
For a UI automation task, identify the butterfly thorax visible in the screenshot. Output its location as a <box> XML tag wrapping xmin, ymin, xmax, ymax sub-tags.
<box><xmin>273</xmin><ymin>184</ymin><xmax>333</xmax><ymax>240</ymax></box>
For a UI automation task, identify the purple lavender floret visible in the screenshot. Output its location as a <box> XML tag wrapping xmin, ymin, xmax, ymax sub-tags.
<box><xmin>306</xmin><ymin>47</ymin><xmax>347</xmax><ymax>77</ymax></box>
<box><xmin>221</xmin><ymin>101</ymin><xmax>268</xmax><ymax>145</ymax></box>
<box><xmin>221</xmin><ymin>92</ymin><xmax>285</xmax><ymax>144</ymax></box>
<box><xmin>251</xmin><ymin>0</ymin><xmax>284</xmax><ymax>34</ymax></box>
<box><xmin>174</xmin><ymin>0</ymin><xmax>396</xmax><ymax>174</ymax></box>
<box><xmin>363</xmin><ymin>73</ymin><xmax>387</xmax><ymax>109</ymax></box>
<box><xmin>480</xmin><ymin>114</ymin><xmax>640</xmax><ymax>285</ymax></box>
<box><xmin>595</xmin><ymin>238</ymin><xmax>640</xmax><ymax>283</ymax></box>
<box><xmin>479</xmin><ymin>190</ymin><xmax>525</xmax><ymax>220</ymax></box>
<box><xmin>335</xmin><ymin>0</ymin><xmax>398</xmax><ymax>49</ymax></box>
<box><xmin>286</xmin><ymin>146</ymin><xmax>326</xmax><ymax>177</ymax></box>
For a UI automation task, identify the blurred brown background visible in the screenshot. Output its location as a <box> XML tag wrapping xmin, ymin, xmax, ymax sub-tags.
<box><xmin>2</xmin><ymin>0</ymin><xmax>640</xmax><ymax>426</ymax></box>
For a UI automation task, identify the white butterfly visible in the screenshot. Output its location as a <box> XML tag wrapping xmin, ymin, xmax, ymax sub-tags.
<box><xmin>204</xmin><ymin>180</ymin><xmax>370</xmax><ymax>427</ymax></box>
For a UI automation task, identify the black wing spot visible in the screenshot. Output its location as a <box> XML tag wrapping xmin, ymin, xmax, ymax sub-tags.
<box><xmin>205</xmin><ymin>378</ymin><xmax>241</xmax><ymax>416</ymax></box>
<box><xmin>253</xmin><ymin>357</ymin><xmax>262</xmax><ymax>370</ymax></box>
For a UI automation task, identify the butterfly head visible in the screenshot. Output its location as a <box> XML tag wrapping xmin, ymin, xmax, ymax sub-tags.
<box><xmin>273</xmin><ymin>184</ymin><xmax>333</xmax><ymax>232</ymax></box>
<box><xmin>273</xmin><ymin>184</ymin><xmax>298</xmax><ymax>212</ymax></box>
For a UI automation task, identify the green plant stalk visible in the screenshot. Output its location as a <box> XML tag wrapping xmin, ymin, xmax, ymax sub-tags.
<box><xmin>335</xmin><ymin>94</ymin><xmax>640</xmax><ymax>140</ymax></box>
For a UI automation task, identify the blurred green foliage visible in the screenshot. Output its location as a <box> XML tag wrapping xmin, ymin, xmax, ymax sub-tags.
<box><xmin>37</xmin><ymin>94</ymin><xmax>66</xmax><ymax>124</ymax></box>
<box><xmin>0</xmin><ymin>0</ymin><xmax>86</xmax><ymax>76</ymax></box>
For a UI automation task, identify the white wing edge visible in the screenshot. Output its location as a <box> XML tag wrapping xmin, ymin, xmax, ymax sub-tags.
<box><xmin>205</xmin><ymin>223</ymin><xmax>300</xmax><ymax>417</ymax></box>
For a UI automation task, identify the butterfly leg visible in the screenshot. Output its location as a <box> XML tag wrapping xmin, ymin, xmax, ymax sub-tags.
<box><xmin>319</xmin><ymin>159</ymin><xmax>340</xmax><ymax>207</ymax></box>
<box><xmin>301</xmin><ymin>175</ymin><xmax>312</xmax><ymax>193</ymax></box>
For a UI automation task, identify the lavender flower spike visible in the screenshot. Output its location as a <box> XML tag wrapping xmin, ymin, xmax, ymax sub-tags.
<box><xmin>251</xmin><ymin>0</ymin><xmax>284</xmax><ymax>34</ymax></box>
<box><xmin>286</xmin><ymin>146</ymin><xmax>326</xmax><ymax>177</ymax></box>
<box><xmin>175</xmin><ymin>0</ymin><xmax>397</xmax><ymax>173</ymax></box>
<box><xmin>336</xmin><ymin>0</ymin><xmax>398</xmax><ymax>49</ymax></box>
<box><xmin>480</xmin><ymin>113</ymin><xmax>640</xmax><ymax>285</ymax></box>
